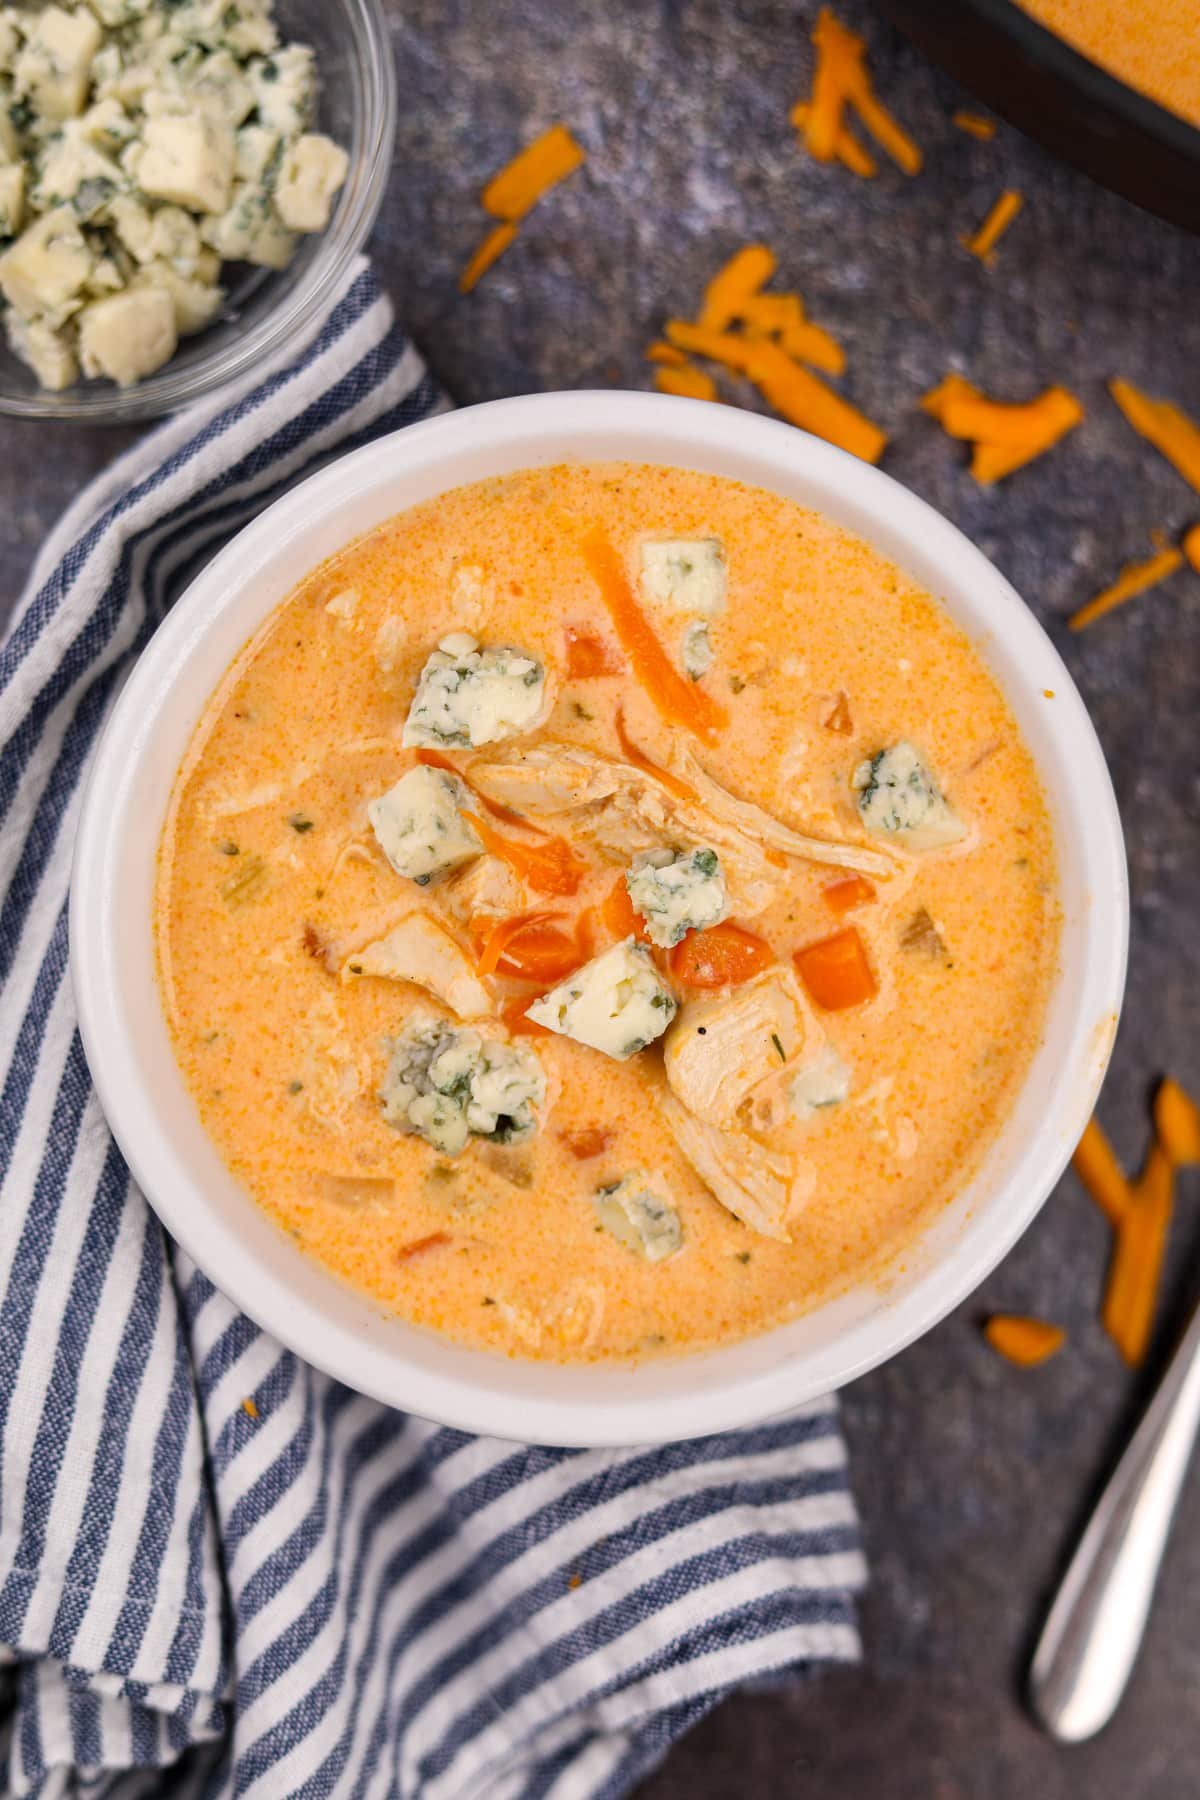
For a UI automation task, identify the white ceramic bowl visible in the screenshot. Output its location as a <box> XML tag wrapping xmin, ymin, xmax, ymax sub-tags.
<box><xmin>70</xmin><ymin>392</ymin><xmax>1128</xmax><ymax>1447</ymax></box>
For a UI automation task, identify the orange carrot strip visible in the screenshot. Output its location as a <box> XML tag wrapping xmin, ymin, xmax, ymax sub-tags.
<box><xmin>502</xmin><ymin>995</ymin><xmax>553</xmax><ymax>1037</ymax></box>
<box><xmin>459</xmin><ymin>221</ymin><xmax>518</xmax><ymax>293</ymax></box>
<box><xmin>1184</xmin><ymin>523</ymin><xmax>1200</xmax><ymax>573</ymax></box>
<box><xmin>396</xmin><ymin>1231</ymin><xmax>453</xmax><ymax>1265</ymax></box>
<box><xmin>823</xmin><ymin>873</ymin><xmax>875</xmax><ymax>914</ymax></box>
<box><xmin>1072</xmin><ymin>1117</ymin><xmax>1131</xmax><ymax>1227</ymax></box>
<box><xmin>790</xmin><ymin>102</ymin><xmax>877</xmax><ymax>176</ymax></box>
<box><xmin>645</xmin><ymin>341</ymin><xmax>689</xmax><ymax>367</ymax></box>
<box><xmin>1069</xmin><ymin>543</ymin><xmax>1184</xmax><ymax>631</ymax></box>
<box><xmin>984</xmin><ymin>1315</ymin><xmax>1065</xmax><ymax>1367</ymax></box>
<box><xmin>953</xmin><ymin>110</ymin><xmax>997</xmax><ymax>140</ymax></box>
<box><xmin>699</xmin><ymin>244</ymin><xmax>777</xmax><ymax>331</ymax></box>
<box><xmin>1109</xmin><ymin>378</ymin><xmax>1200</xmax><ymax>495</ymax></box>
<box><xmin>581</xmin><ymin>530</ymin><xmax>729</xmax><ymax>741</ymax></box>
<box><xmin>1154</xmin><ymin>1077</ymin><xmax>1200</xmax><ymax>1167</ymax></box>
<box><xmin>654</xmin><ymin>365</ymin><xmax>718</xmax><ymax>401</ymax></box>
<box><xmin>481</xmin><ymin>123</ymin><xmax>585</xmax><ymax>222</ymax></box>
<box><xmin>961</xmin><ymin>189</ymin><xmax>1023</xmax><ymax>262</ymax></box>
<box><xmin>1102</xmin><ymin>1143</ymin><xmax>1174</xmax><ymax>1366</ymax></box>
<box><xmin>476</xmin><ymin>909</ymin><xmax>565</xmax><ymax>976</ymax></box>
<box><xmin>793</xmin><ymin>926</ymin><xmax>877</xmax><ymax>1010</ymax></box>
<box><xmin>469</xmin><ymin>815</ymin><xmax>586</xmax><ymax>895</ymax></box>
<box><xmin>614</xmin><ymin>707</ymin><xmax>700</xmax><ymax>803</ymax></box>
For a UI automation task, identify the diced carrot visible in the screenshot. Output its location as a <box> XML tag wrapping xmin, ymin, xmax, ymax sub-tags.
<box><xmin>793</xmin><ymin>925</ymin><xmax>877</xmax><ymax>1010</ymax></box>
<box><xmin>559</xmin><ymin>1126</ymin><xmax>613</xmax><ymax>1160</ymax></box>
<box><xmin>1102</xmin><ymin>1143</ymin><xmax>1174</xmax><ymax>1367</ymax></box>
<box><xmin>984</xmin><ymin>1315</ymin><xmax>1065</xmax><ymax>1366</ymax></box>
<box><xmin>1109</xmin><ymin>378</ymin><xmax>1200</xmax><ymax>495</ymax></box>
<box><xmin>496</xmin><ymin>919</ymin><xmax>583</xmax><ymax>983</ymax></box>
<box><xmin>1072</xmin><ymin>1116</ymin><xmax>1131</xmax><ymax>1227</ymax></box>
<box><xmin>654</xmin><ymin>365</ymin><xmax>718</xmax><ymax>401</ymax></box>
<box><xmin>1154</xmin><ymin>1077</ymin><xmax>1200</xmax><ymax>1167</ymax></box>
<box><xmin>396</xmin><ymin>1231</ymin><xmax>452</xmax><ymax>1265</ymax></box>
<box><xmin>469</xmin><ymin>814</ymin><xmax>587</xmax><ymax>895</ymax></box>
<box><xmin>699</xmin><ymin>244</ymin><xmax>777</xmax><ymax>331</ymax></box>
<box><xmin>614</xmin><ymin>707</ymin><xmax>698</xmax><ymax>803</ymax></box>
<box><xmin>564</xmin><ymin>622</ymin><xmax>623</xmax><ymax>679</ymax></box>
<box><xmin>646</xmin><ymin>341</ymin><xmax>688</xmax><ymax>366</ymax></box>
<box><xmin>823</xmin><ymin>873</ymin><xmax>875</xmax><ymax>914</ymax></box>
<box><xmin>822</xmin><ymin>689</ymin><xmax>853</xmax><ymax>733</ymax></box>
<box><xmin>1069</xmin><ymin>543</ymin><xmax>1184</xmax><ymax>631</ymax></box>
<box><xmin>481</xmin><ymin>123</ymin><xmax>585</xmax><ymax>222</ymax></box>
<box><xmin>961</xmin><ymin>189</ymin><xmax>1023</xmax><ymax>263</ymax></box>
<box><xmin>581</xmin><ymin>529</ymin><xmax>729</xmax><ymax>741</ymax></box>
<box><xmin>602</xmin><ymin>874</ymin><xmax>650</xmax><ymax>944</ymax></box>
<box><xmin>459</xmin><ymin>221</ymin><xmax>519</xmax><ymax>293</ymax></box>
<box><xmin>668</xmin><ymin>922</ymin><xmax>773</xmax><ymax>990</ymax></box>
<box><xmin>953</xmin><ymin>110</ymin><xmax>997</xmax><ymax>140</ymax></box>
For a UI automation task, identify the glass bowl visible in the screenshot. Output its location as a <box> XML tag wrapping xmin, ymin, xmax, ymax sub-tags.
<box><xmin>0</xmin><ymin>0</ymin><xmax>396</xmax><ymax>421</ymax></box>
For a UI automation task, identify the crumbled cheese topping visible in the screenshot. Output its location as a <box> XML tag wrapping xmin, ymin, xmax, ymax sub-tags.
<box><xmin>367</xmin><ymin>764</ymin><xmax>482</xmax><ymax>885</ymax></box>
<box><xmin>525</xmin><ymin>938</ymin><xmax>677</xmax><ymax>1061</ymax></box>
<box><xmin>625</xmin><ymin>846</ymin><xmax>728</xmax><ymax>947</ymax></box>
<box><xmin>593</xmin><ymin>1171</ymin><xmax>683</xmax><ymax>1262</ymax></box>
<box><xmin>380</xmin><ymin>1019</ymin><xmax>546</xmax><ymax>1156</ymax></box>
<box><xmin>639</xmin><ymin>537</ymin><xmax>728</xmax><ymax>616</ymax></box>
<box><xmin>853</xmin><ymin>740</ymin><xmax>966</xmax><ymax>851</ymax></box>
<box><xmin>402</xmin><ymin>634</ymin><xmax>547</xmax><ymax>750</ymax></box>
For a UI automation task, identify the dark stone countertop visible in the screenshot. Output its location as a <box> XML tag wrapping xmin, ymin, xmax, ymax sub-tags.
<box><xmin>1</xmin><ymin>3</ymin><xmax>1197</xmax><ymax>1794</ymax></box>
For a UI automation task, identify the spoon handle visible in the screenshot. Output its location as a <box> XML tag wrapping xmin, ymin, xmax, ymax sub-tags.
<box><xmin>1028</xmin><ymin>1295</ymin><xmax>1200</xmax><ymax>1742</ymax></box>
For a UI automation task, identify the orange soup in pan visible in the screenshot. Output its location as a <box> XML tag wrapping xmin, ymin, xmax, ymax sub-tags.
<box><xmin>1016</xmin><ymin>0</ymin><xmax>1200</xmax><ymax>131</ymax></box>
<box><xmin>156</xmin><ymin>463</ymin><xmax>1059</xmax><ymax>1362</ymax></box>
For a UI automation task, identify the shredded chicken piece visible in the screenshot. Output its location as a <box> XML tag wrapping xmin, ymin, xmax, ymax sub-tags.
<box><xmin>659</xmin><ymin>1091</ymin><xmax>802</xmax><ymax>1240</ymax></box>
<box><xmin>340</xmin><ymin>913</ymin><xmax>493</xmax><ymax>1019</ymax></box>
<box><xmin>664</xmin><ymin>973</ymin><xmax>806</xmax><ymax>1127</ymax></box>
<box><xmin>468</xmin><ymin>738</ymin><xmax>893</xmax><ymax>916</ymax></box>
<box><xmin>440</xmin><ymin>855</ymin><xmax>526</xmax><ymax>926</ymax></box>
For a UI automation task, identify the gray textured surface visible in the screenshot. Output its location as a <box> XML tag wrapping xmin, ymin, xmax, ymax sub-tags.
<box><xmin>2</xmin><ymin>2</ymin><xmax>1199</xmax><ymax>1794</ymax></box>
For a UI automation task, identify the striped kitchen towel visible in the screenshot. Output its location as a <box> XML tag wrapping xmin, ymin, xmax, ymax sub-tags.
<box><xmin>0</xmin><ymin>259</ymin><xmax>866</xmax><ymax>1800</ymax></box>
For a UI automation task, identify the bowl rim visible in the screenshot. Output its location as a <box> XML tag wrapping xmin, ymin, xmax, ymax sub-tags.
<box><xmin>70</xmin><ymin>391</ymin><xmax>1129</xmax><ymax>1444</ymax></box>
<box><xmin>0</xmin><ymin>0</ymin><xmax>397</xmax><ymax>423</ymax></box>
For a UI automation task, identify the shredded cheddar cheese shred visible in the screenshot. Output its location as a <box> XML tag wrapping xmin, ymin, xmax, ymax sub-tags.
<box><xmin>1069</xmin><ymin>540</ymin><xmax>1184</xmax><ymax>631</ymax></box>
<box><xmin>1072</xmin><ymin>1077</ymin><xmax>1198</xmax><ymax>1367</ymax></box>
<box><xmin>699</xmin><ymin>244</ymin><xmax>778</xmax><ymax>330</ymax></box>
<box><xmin>793</xmin><ymin>8</ymin><xmax>922</xmax><ymax>177</ymax></box>
<box><xmin>1184</xmin><ymin>524</ymin><xmax>1200</xmax><ymax>574</ymax></box>
<box><xmin>962</xmin><ymin>189</ymin><xmax>1024</xmax><ymax>263</ymax></box>
<box><xmin>953</xmin><ymin>110</ymin><xmax>997</xmax><ymax>140</ymax></box>
<box><xmin>1109</xmin><ymin>378</ymin><xmax>1200</xmax><ymax>495</ymax></box>
<box><xmin>984</xmin><ymin>1315</ymin><xmax>1065</xmax><ymax>1367</ymax></box>
<box><xmin>654</xmin><ymin>364</ymin><xmax>718</xmax><ymax>401</ymax></box>
<box><xmin>789</xmin><ymin>102</ymin><xmax>877</xmax><ymax>175</ymax></box>
<box><xmin>460</xmin><ymin>124</ymin><xmax>585</xmax><ymax>292</ymax></box>
<box><xmin>922</xmin><ymin>373</ymin><xmax>1083</xmax><ymax>483</ymax></box>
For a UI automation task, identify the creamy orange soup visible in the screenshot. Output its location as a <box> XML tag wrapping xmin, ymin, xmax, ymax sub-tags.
<box><xmin>156</xmin><ymin>463</ymin><xmax>1059</xmax><ymax>1363</ymax></box>
<box><xmin>1016</xmin><ymin>0</ymin><xmax>1200</xmax><ymax>131</ymax></box>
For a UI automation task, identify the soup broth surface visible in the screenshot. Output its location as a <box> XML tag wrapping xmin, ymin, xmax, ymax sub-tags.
<box><xmin>157</xmin><ymin>462</ymin><xmax>1059</xmax><ymax>1363</ymax></box>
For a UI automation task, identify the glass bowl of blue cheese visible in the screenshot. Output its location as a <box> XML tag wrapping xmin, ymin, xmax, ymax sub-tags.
<box><xmin>0</xmin><ymin>0</ymin><xmax>394</xmax><ymax>418</ymax></box>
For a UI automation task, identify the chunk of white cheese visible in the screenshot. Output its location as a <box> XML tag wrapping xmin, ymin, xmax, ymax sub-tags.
<box><xmin>234</xmin><ymin>122</ymin><xmax>281</xmax><ymax>183</ymax></box>
<box><xmin>526</xmin><ymin>938</ymin><xmax>677</xmax><ymax>1061</ymax></box>
<box><xmin>380</xmin><ymin>1019</ymin><xmax>545</xmax><ymax>1156</ymax></box>
<box><xmin>131</xmin><ymin>259</ymin><xmax>222</xmax><ymax>336</ymax></box>
<box><xmin>681</xmin><ymin>619</ymin><xmax>714</xmax><ymax>680</ymax></box>
<box><xmin>852</xmin><ymin>741</ymin><xmax>966</xmax><ymax>852</ymax></box>
<box><xmin>625</xmin><ymin>846</ymin><xmax>728</xmax><ymax>948</ymax></box>
<box><xmin>6</xmin><ymin>311</ymin><xmax>77</xmax><ymax>388</ymax></box>
<box><xmin>33</xmin><ymin>130</ymin><xmax>123</xmax><ymax>219</ymax></box>
<box><xmin>789</xmin><ymin>1043</ymin><xmax>853</xmax><ymax>1120</ymax></box>
<box><xmin>273</xmin><ymin>132</ymin><xmax>347</xmax><ymax>232</ymax></box>
<box><xmin>0</xmin><ymin>164</ymin><xmax>24</xmax><ymax>238</ymax></box>
<box><xmin>593</xmin><ymin>1171</ymin><xmax>682</xmax><ymax>1262</ymax></box>
<box><xmin>247</xmin><ymin>43</ymin><xmax>313</xmax><ymax>136</ymax></box>
<box><xmin>199</xmin><ymin>178</ymin><xmax>294</xmax><ymax>267</ymax></box>
<box><xmin>0</xmin><ymin>205</ymin><xmax>91</xmax><ymax>322</ymax></box>
<box><xmin>639</xmin><ymin>537</ymin><xmax>727</xmax><ymax>617</ymax></box>
<box><xmin>137</xmin><ymin>112</ymin><xmax>233</xmax><ymax>214</ymax></box>
<box><xmin>367</xmin><ymin>764</ymin><xmax>483</xmax><ymax>886</ymax></box>
<box><xmin>16</xmin><ymin>6</ymin><xmax>103</xmax><ymax>123</ymax></box>
<box><xmin>402</xmin><ymin>634</ymin><xmax>547</xmax><ymax>750</ymax></box>
<box><xmin>77</xmin><ymin>283</ymin><xmax>176</xmax><ymax>383</ymax></box>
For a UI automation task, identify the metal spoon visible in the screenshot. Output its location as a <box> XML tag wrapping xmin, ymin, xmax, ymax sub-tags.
<box><xmin>1029</xmin><ymin>1293</ymin><xmax>1200</xmax><ymax>1741</ymax></box>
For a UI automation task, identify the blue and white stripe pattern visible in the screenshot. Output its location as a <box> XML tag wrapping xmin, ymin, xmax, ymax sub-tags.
<box><xmin>0</xmin><ymin>261</ymin><xmax>865</xmax><ymax>1799</ymax></box>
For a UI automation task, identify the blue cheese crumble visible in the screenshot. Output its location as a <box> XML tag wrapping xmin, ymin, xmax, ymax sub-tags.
<box><xmin>367</xmin><ymin>764</ymin><xmax>482</xmax><ymax>885</ymax></box>
<box><xmin>639</xmin><ymin>537</ymin><xmax>727</xmax><ymax>616</ymax></box>
<box><xmin>852</xmin><ymin>741</ymin><xmax>966</xmax><ymax>851</ymax></box>
<box><xmin>0</xmin><ymin>0</ymin><xmax>348</xmax><ymax>390</ymax></box>
<box><xmin>593</xmin><ymin>1171</ymin><xmax>682</xmax><ymax>1262</ymax></box>
<box><xmin>380</xmin><ymin>1019</ymin><xmax>546</xmax><ymax>1156</ymax></box>
<box><xmin>625</xmin><ymin>846</ymin><xmax>727</xmax><ymax>948</ymax></box>
<box><xmin>402</xmin><ymin>633</ymin><xmax>547</xmax><ymax>750</ymax></box>
<box><xmin>525</xmin><ymin>938</ymin><xmax>677</xmax><ymax>1060</ymax></box>
<box><xmin>788</xmin><ymin>1043</ymin><xmax>853</xmax><ymax>1119</ymax></box>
